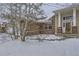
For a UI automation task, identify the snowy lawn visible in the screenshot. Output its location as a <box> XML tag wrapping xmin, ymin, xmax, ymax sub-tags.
<box><xmin>0</xmin><ymin>33</ymin><xmax>12</xmax><ymax>44</ymax></box>
<box><xmin>0</xmin><ymin>33</ymin><xmax>79</xmax><ymax>56</ymax></box>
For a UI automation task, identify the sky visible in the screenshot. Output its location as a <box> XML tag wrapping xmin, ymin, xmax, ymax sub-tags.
<box><xmin>41</xmin><ymin>3</ymin><xmax>72</xmax><ymax>19</ymax></box>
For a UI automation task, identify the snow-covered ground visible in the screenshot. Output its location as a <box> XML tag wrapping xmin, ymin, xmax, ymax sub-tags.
<box><xmin>0</xmin><ymin>33</ymin><xmax>12</xmax><ymax>44</ymax></box>
<box><xmin>0</xmin><ymin>33</ymin><xmax>79</xmax><ymax>56</ymax></box>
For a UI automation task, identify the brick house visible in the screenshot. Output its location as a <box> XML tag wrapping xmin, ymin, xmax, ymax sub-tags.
<box><xmin>25</xmin><ymin>19</ymin><xmax>55</xmax><ymax>35</ymax></box>
<box><xmin>0</xmin><ymin>19</ymin><xmax>8</xmax><ymax>33</ymax></box>
<box><xmin>19</xmin><ymin>18</ymin><xmax>55</xmax><ymax>35</ymax></box>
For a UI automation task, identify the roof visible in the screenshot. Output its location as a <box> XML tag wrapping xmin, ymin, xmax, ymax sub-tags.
<box><xmin>53</xmin><ymin>4</ymin><xmax>79</xmax><ymax>13</ymax></box>
<box><xmin>36</xmin><ymin>14</ymin><xmax>55</xmax><ymax>24</ymax></box>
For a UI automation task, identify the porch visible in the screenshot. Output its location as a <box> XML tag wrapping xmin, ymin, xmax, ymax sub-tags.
<box><xmin>55</xmin><ymin>7</ymin><xmax>78</xmax><ymax>35</ymax></box>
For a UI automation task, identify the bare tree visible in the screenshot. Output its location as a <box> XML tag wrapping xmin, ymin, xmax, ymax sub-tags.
<box><xmin>1</xmin><ymin>3</ymin><xmax>46</xmax><ymax>41</ymax></box>
<box><xmin>0</xmin><ymin>3</ymin><xmax>72</xmax><ymax>41</ymax></box>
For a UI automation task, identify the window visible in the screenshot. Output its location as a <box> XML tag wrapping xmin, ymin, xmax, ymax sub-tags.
<box><xmin>45</xmin><ymin>25</ymin><xmax>47</xmax><ymax>29</ymax></box>
<box><xmin>49</xmin><ymin>25</ymin><xmax>52</xmax><ymax>29</ymax></box>
<box><xmin>45</xmin><ymin>25</ymin><xmax>52</xmax><ymax>30</ymax></box>
<box><xmin>63</xmin><ymin>16</ymin><xmax>73</xmax><ymax>20</ymax></box>
<box><xmin>63</xmin><ymin>17</ymin><xmax>65</xmax><ymax>20</ymax></box>
<box><xmin>69</xmin><ymin>16</ymin><xmax>73</xmax><ymax>19</ymax></box>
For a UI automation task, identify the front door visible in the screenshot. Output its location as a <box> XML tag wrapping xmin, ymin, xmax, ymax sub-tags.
<box><xmin>65</xmin><ymin>22</ymin><xmax>71</xmax><ymax>33</ymax></box>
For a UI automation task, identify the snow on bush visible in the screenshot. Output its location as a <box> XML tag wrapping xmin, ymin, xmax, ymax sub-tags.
<box><xmin>26</xmin><ymin>34</ymin><xmax>64</xmax><ymax>40</ymax></box>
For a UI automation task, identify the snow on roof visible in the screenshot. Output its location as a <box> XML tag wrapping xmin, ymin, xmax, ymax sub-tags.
<box><xmin>36</xmin><ymin>14</ymin><xmax>55</xmax><ymax>24</ymax></box>
<box><xmin>36</xmin><ymin>19</ymin><xmax>51</xmax><ymax>23</ymax></box>
<box><xmin>46</xmin><ymin>13</ymin><xmax>54</xmax><ymax>20</ymax></box>
<box><xmin>70</xmin><ymin>3</ymin><xmax>79</xmax><ymax>8</ymax></box>
<box><xmin>53</xmin><ymin>4</ymin><xmax>79</xmax><ymax>13</ymax></box>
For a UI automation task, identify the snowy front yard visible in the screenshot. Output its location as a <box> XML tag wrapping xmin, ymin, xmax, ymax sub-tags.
<box><xmin>0</xmin><ymin>33</ymin><xmax>79</xmax><ymax>56</ymax></box>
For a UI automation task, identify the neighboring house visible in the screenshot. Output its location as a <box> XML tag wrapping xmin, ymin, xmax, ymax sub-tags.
<box><xmin>0</xmin><ymin>19</ymin><xmax>8</xmax><ymax>33</ymax></box>
<box><xmin>53</xmin><ymin>4</ymin><xmax>79</xmax><ymax>36</ymax></box>
<box><xmin>0</xmin><ymin>22</ymin><xmax>7</xmax><ymax>33</ymax></box>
